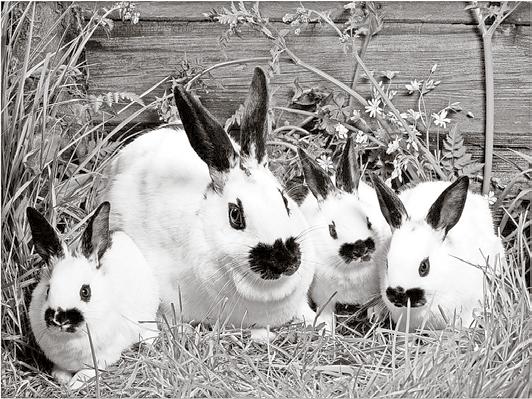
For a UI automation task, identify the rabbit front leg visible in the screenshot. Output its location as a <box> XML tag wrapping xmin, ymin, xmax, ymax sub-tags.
<box><xmin>293</xmin><ymin>302</ymin><xmax>317</xmax><ymax>327</ymax></box>
<box><xmin>315</xmin><ymin>300</ymin><xmax>336</xmax><ymax>333</ymax></box>
<box><xmin>51</xmin><ymin>365</ymin><xmax>73</xmax><ymax>385</ymax></box>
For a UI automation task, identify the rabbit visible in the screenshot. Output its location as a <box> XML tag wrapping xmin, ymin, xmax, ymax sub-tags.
<box><xmin>371</xmin><ymin>175</ymin><xmax>506</xmax><ymax>331</ymax></box>
<box><xmin>104</xmin><ymin>67</ymin><xmax>316</xmax><ymax>341</ymax></box>
<box><xmin>27</xmin><ymin>202</ymin><xmax>159</xmax><ymax>388</ymax></box>
<box><xmin>295</xmin><ymin>137</ymin><xmax>391</xmax><ymax>332</ymax></box>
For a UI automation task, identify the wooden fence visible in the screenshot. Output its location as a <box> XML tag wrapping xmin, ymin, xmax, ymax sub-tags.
<box><xmin>82</xmin><ymin>1</ymin><xmax>531</xmax><ymax>184</ymax></box>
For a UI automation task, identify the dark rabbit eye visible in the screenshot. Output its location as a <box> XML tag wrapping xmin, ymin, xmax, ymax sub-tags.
<box><xmin>80</xmin><ymin>284</ymin><xmax>91</xmax><ymax>302</ymax></box>
<box><xmin>366</xmin><ymin>217</ymin><xmax>372</xmax><ymax>230</ymax></box>
<box><xmin>419</xmin><ymin>258</ymin><xmax>430</xmax><ymax>277</ymax></box>
<box><xmin>228</xmin><ymin>199</ymin><xmax>246</xmax><ymax>230</ymax></box>
<box><xmin>279</xmin><ymin>189</ymin><xmax>290</xmax><ymax>216</ymax></box>
<box><xmin>46</xmin><ymin>285</ymin><xmax>50</xmax><ymax>298</ymax></box>
<box><xmin>329</xmin><ymin>221</ymin><xmax>338</xmax><ymax>240</ymax></box>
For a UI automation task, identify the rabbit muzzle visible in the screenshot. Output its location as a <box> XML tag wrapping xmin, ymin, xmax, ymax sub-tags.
<box><xmin>248</xmin><ymin>237</ymin><xmax>302</xmax><ymax>280</ymax></box>
<box><xmin>386</xmin><ymin>286</ymin><xmax>426</xmax><ymax>308</ymax></box>
<box><xmin>339</xmin><ymin>238</ymin><xmax>375</xmax><ymax>263</ymax></box>
<box><xmin>44</xmin><ymin>307</ymin><xmax>84</xmax><ymax>333</ymax></box>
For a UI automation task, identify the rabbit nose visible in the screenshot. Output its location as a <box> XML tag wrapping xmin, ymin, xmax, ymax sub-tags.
<box><xmin>386</xmin><ymin>287</ymin><xmax>426</xmax><ymax>308</ymax></box>
<box><xmin>339</xmin><ymin>238</ymin><xmax>375</xmax><ymax>263</ymax></box>
<box><xmin>44</xmin><ymin>307</ymin><xmax>84</xmax><ymax>332</ymax></box>
<box><xmin>249</xmin><ymin>237</ymin><xmax>301</xmax><ymax>280</ymax></box>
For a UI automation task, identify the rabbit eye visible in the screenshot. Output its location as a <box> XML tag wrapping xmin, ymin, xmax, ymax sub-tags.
<box><xmin>228</xmin><ymin>199</ymin><xmax>246</xmax><ymax>230</ymax></box>
<box><xmin>418</xmin><ymin>258</ymin><xmax>430</xmax><ymax>277</ymax></box>
<box><xmin>329</xmin><ymin>221</ymin><xmax>338</xmax><ymax>240</ymax></box>
<box><xmin>279</xmin><ymin>189</ymin><xmax>290</xmax><ymax>216</ymax></box>
<box><xmin>80</xmin><ymin>284</ymin><xmax>91</xmax><ymax>302</ymax></box>
<box><xmin>366</xmin><ymin>217</ymin><xmax>372</xmax><ymax>230</ymax></box>
<box><xmin>46</xmin><ymin>285</ymin><xmax>50</xmax><ymax>298</ymax></box>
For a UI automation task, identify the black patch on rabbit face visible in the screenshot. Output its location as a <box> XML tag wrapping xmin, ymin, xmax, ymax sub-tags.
<box><xmin>339</xmin><ymin>238</ymin><xmax>375</xmax><ymax>263</ymax></box>
<box><xmin>385</xmin><ymin>286</ymin><xmax>426</xmax><ymax>308</ymax></box>
<box><xmin>45</xmin><ymin>307</ymin><xmax>84</xmax><ymax>332</ymax></box>
<box><xmin>228</xmin><ymin>198</ymin><xmax>246</xmax><ymax>230</ymax></box>
<box><xmin>249</xmin><ymin>237</ymin><xmax>301</xmax><ymax>280</ymax></box>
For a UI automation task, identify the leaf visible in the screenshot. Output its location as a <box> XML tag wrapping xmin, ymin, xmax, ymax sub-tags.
<box><xmin>441</xmin><ymin>125</ymin><xmax>481</xmax><ymax>177</ymax></box>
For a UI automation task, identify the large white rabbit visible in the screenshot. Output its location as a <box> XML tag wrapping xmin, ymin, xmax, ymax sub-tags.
<box><xmin>27</xmin><ymin>203</ymin><xmax>159</xmax><ymax>388</ymax></box>
<box><xmin>371</xmin><ymin>175</ymin><xmax>506</xmax><ymax>331</ymax></box>
<box><xmin>104</xmin><ymin>68</ymin><xmax>315</xmax><ymax>339</ymax></box>
<box><xmin>294</xmin><ymin>138</ymin><xmax>390</xmax><ymax>332</ymax></box>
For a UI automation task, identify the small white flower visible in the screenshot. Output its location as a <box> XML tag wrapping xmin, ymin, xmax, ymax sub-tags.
<box><xmin>431</xmin><ymin>64</ymin><xmax>438</xmax><ymax>73</ymax></box>
<box><xmin>408</xmin><ymin>109</ymin><xmax>422</xmax><ymax>121</ymax></box>
<box><xmin>405</xmin><ymin>79</ymin><xmax>421</xmax><ymax>94</ymax></box>
<box><xmin>364</xmin><ymin>98</ymin><xmax>382</xmax><ymax>118</ymax></box>
<box><xmin>432</xmin><ymin>109</ymin><xmax>451</xmax><ymax>128</ymax></box>
<box><xmin>294</xmin><ymin>28</ymin><xmax>301</xmax><ymax>35</ymax></box>
<box><xmin>317</xmin><ymin>155</ymin><xmax>334</xmax><ymax>173</ymax></box>
<box><xmin>350</xmin><ymin>109</ymin><xmax>361</xmax><ymax>121</ymax></box>
<box><xmin>355</xmin><ymin>130</ymin><xmax>368</xmax><ymax>144</ymax></box>
<box><xmin>335</xmin><ymin>123</ymin><xmax>348</xmax><ymax>139</ymax></box>
<box><xmin>386</xmin><ymin>138</ymin><xmax>401</xmax><ymax>154</ymax></box>
<box><xmin>486</xmin><ymin>191</ymin><xmax>497</xmax><ymax>205</ymax></box>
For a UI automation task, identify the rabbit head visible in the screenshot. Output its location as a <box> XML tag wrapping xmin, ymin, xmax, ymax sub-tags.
<box><xmin>371</xmin><ymin>175</ymin><xmax>470</xmax><ymax>316</ymax></box>
<box><xmin>174</xmin><ymin>68</ymin><xmax>310</xmax><ymax>297</ymax></box>
<box><xmin>27</xmin><ymin>202</ymin><xmax>115</xmax><ymax>337</ymax></box>
<box><xmin>298</xmin><ymin>137</ymin><xmax>377</xmax><ymax>272</ymax></box>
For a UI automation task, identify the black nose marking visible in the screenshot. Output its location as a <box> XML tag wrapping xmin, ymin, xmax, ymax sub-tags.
<box><xmin>339</xmin><ymin>238</ymin><xmax>376</xmax><ymax>263</ymax></box>
<box><xmin>386</xmin><ymin>286</ymin><xmax>426</xmax><ymax>308</ymax></box>
<box><xmin>249</xmin><ymin>237</ymin><xmax>302</xmax><ymax>280</ymax></box>
<box><xmin>44</xmin><ymin>307</ymin><xmax>84</xmax><ymax>332</ymax></box>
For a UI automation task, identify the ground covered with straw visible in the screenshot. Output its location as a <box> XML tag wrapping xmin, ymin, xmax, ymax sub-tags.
<box><xmin>1</xmin><ymin>2</ymin><xmax>530</xmax><ymax>398</ymax></box>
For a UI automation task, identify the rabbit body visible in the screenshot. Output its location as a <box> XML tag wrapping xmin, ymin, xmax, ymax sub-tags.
<box><xmin>295</xmin><ymin>140</ymin><xmax>390</xmax><ymax>331</ymax></box>
<box><xmin>105</xmin><ymin>70</ymin><xmax>316</xmax><ymax>333</ymax></box>
<box><xmin>27</xmin><ymin>204</ymin><xmax>159</xmax><ymax>386</ymax></box>
<box><xmin>373</xmin><ymin>177</ymin><xmax>505</xmax><ymax>331</ymax></box>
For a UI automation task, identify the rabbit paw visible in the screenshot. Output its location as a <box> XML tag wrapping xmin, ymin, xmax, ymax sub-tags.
<box><xmin>250</xmin><ymin>328</ymin><xmax>277</xmax><ymax>343</ymax></box>
<box><xmin>294</xmin><ymin>306</ymin><xmax>317</xmax><ymax>327</ymax></box>
<box><xmin>51</xmin><ymin>366</ymin><xmax>72</xmax><ymax>385</ymax></box>
<box><xmin>68</xmin><ymin>368</ymin><xmax>96</xmax><ymax>390</ymax></box>
<box><xmin>315</xmin><ymin>311</ymin><xmax>335</xmax><ymax>334</ymax></box>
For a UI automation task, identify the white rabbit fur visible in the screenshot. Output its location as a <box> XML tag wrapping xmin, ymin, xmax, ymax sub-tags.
<box><xmin>104</xmin><ymin>68</ymin><xmax>316</xmax><ymax>336</ymax></box>
<box><xmin>372</xmin><ymin>176</ymin><xmax>505</xmax><ymax>331</ymax></box>
<box><xmin>295</xmin><ymin>139</ymin><xmax>391</xmax><ymax>331</ymax></box>
<box><xmin>28</xmin><ymin>203</ymin><xmax>159</xmax><ymax>387</ymax></box>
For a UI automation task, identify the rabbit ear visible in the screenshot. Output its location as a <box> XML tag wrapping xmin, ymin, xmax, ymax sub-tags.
<box><xmin>81</xmin><ymin>202</ymin><xmax>111</xmax><ymax>264</ymax></box>
<box><xmin>336</xmin><ymin>136</ymin><xmax>361</xmax><ymax>194</ymax></box>
<box><xmin>240</xmin><ymin>67</ymin><xmax>269</xmax><ymax>167</ymax></box>
<box><xmin>426</xmin><ymin>176</ymin><xmax>469</xmax><ymax>237</ymax></box>
<box><xmin>174</xmin><ymin>85</ymin><xmax>238</xmax><ymax>190</ymax></box>
<box><xmin>298</xmin><ymin>148</ymin><xmax>335</xmax><ymax>201</ymax></box>
<box><xmin>371</xmin><ymin>174</ymin><xmax>408</xmax><ymax>230</ymax></box>
<box><xmin>26</xmin><ymin>207</ymin><xmax>64</xmax><ymax>263</ymax></box>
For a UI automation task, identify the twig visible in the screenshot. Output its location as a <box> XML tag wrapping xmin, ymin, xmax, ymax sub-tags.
<box><xmin>185</xmin><ymin>57</ymin><xmax>272</xmax><ymax>90</ymax></box>
<box><xmin>349</xmin><ymin>34</ymin><xmax>371</xmax><ymax>106</ymax></box>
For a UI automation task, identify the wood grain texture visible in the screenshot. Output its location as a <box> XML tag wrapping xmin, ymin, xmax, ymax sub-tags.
<box><xmin>83</xmin><ymin>2</ymin><xmax>531</xmax><ymax>183</ymax></box>
<box><xmin>78</xmin><ymin>1</ymin><xmax>531</xmax><ymax>25</ymax></box>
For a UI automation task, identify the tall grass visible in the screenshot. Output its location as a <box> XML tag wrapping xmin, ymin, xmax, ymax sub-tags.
<box><xmin>1</xmin><ymin>2</ymin><xmax>530</xmax><ymax>398</ymax></box>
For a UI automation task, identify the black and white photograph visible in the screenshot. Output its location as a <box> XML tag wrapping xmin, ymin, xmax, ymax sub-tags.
<box><xmin>1</xmin><ymin>1</ymin><xmax>530</xmax><ymax>397</ymax></box>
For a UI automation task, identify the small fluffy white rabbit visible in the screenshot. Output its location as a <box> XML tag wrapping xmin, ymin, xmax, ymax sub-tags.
<box><xmin>371</xmin><ymin>175</ymin><xmax>505</xmax><ymax>331</ymax></box>
<box><xmin>295</xmin><ymin>137</ymin><xmax>390</xmax><ymax>332</ymax></box>
<box><xmin>27</xmin><ymin>202</ymin><xmax>159</xmax><ymax>388</ymax></box>
<box><xmin>104</xmin><ymin>68</ymin><xmax>316</xmax><ymax>340</ymax></box>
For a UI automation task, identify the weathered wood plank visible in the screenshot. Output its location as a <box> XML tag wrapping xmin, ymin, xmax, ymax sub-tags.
<box><xmin>85</xmin><ymin>21</ymin><xmax>531</xmax><ymax>143</ymax></box>
<box><xmin>78</xmin><ymin>1</ymin><xmax>531</xmax><ymax>25</ymax></box>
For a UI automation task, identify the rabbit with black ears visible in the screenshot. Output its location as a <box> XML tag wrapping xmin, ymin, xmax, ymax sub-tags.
<box><xmin>371</xmin><ymin>175</ymin><xmax>506</xmax><ymax>331</ymax></box>
<box><xmin>104</xmin><ymin>68</ymin><xmax>316</xmax><ymax>340</ymax></box>
<box><xmin>295</xmin><ymin>137</ymin><xmax>390</xmax><ymax>332</ymax></box>
<box><xmin>28</xmin><ymin>202</ymin><xmax>159</xmax><ymax>388</ymax></box>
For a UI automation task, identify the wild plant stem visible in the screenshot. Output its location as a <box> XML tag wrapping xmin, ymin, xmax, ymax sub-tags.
<box><xmin>349</xmin><ymin>34</ymin><xmax>371</xmax><ymax>107</ymax></box>
<box><xmin>353</xmin><ymin>52</ymin><xmax>446</xmax><ymax>179</ymax></box>
<box><xmin>482</xmin><ymin>34</ymin><xmax>495</xmax><ymax>195</ymax></box>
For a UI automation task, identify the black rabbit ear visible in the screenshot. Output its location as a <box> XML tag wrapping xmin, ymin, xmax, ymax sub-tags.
<box><xmin>426</xmin><ymin>176</ymin><xmax>469</xmax><ymax>237</ymax></box>
<box><xmin>371</xmin><ymin>174</ymin><xmax>408</xmax><ymax>230</ymax></box>
<box><xmin>336</xmin><ymin>136</ymin><xmax>361</xmax><ymax>194</ymax></box>
<box><xmin>81</xmin><ymin>202</ymin><xmax>111</xmax><ymax>264</ymax></box>
<box><xmin>174</xmin><ymin>85</ymin><xmax>238</xmax><ymax>190</ymax></box>
<box><xmin>298</xmin><ymin>148</ymin><xmax>335</xmax><ymax>201</ymax></box>
<box><xmin>26</xmin><ymin>207</ymin><xmax>64</xmax><ymax>263</ymax></box>
<box><xmin>240</xmin><ymin>67</ymin><xmax>269</xmax><ymax>167</ymax></box>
